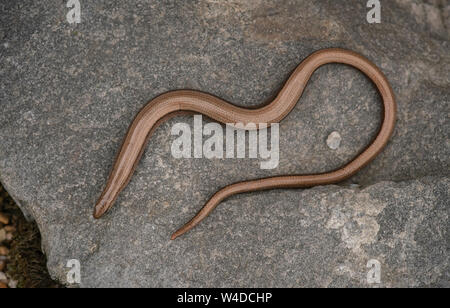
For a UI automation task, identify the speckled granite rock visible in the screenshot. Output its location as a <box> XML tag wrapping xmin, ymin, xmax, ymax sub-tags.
<box><xmin>0</xmin><ymin>1</ymin><xmax>448</xmax><ymax>287</ymax></box>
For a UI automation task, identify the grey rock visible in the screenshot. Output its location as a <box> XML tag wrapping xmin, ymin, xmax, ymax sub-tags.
<box><xmin>0</xmin><ymin>0</ymin><xmax>448</xmax><ymax>287</ymax></box>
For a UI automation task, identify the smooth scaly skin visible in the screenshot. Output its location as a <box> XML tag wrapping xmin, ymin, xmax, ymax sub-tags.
<box><xmin>93</xmin><ymin>48</ymin><xmax>397</xmax><ymax>240</ymax></box>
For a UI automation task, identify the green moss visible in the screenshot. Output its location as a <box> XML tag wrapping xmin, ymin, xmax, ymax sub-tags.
<box><xmin>0</xmin><ymin>184</ymin><xmax>63</xmax><ymax>288</ymax></box>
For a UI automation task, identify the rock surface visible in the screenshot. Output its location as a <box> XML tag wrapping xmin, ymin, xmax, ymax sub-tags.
<box><xmin>0</xmin><ymin>1</ymin><xmax>448</xmax><ymax>287</ymax></box>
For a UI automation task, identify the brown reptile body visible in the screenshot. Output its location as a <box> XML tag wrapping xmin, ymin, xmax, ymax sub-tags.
<box><xmin>93</xmin><ymin>48</ymin><xmax>397</xmax><ymax>240</ymax></box>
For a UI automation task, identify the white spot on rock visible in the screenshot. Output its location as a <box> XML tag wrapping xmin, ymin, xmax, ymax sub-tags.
<box><xmin>23</xmin><ymin>110</ymin><xmax>36</xmax><ymax>122</ymax></box>
<box><xmin>326</xmin><ymin>131</ymin><xmax>341</xmax><ymax>150</ymax></box>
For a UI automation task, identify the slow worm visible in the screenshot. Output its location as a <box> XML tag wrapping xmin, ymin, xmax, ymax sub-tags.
<box><xmin>93</xmin><ymin>48</ymin><xmax>396</xmax><ymax>240</ymax></box>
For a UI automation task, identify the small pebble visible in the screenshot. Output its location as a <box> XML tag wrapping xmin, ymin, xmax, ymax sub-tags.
<box><xmin>0</xmin><ymin>246</ymin><xmax>9</xmax><ymax>256</ymax></box>
<box><xmin>4</xmin><ymin>226</ymin><xmax>15</xmax><ymax>232</ymax></box>
<box><xmin>0</xmin><ymin>229</ymin><xmax>6</xmax><ymax>242</ymax></box>
<box><xmin>0</xmin><ymin>282</ymin><xmax>7</xmax><ymax>288</ymax></box>
<box><xmin>8</xmin><ymin>279</ymin><xmax>17</xmax><ymax>288</ymax></box>
<box><xmin>6</xmin><ymin>233</ymin><xmax>13</xmax><ymax>241</ymax></box>
<box><xmin>0</xmin><ymin>271</ymin><xmax>7</xmax><ymax>282</ymax></box>
<box><xmin>0</xmin><ymin>213</ymin><xmax>9</xmax><ymax>225</ymax></box>
<box><xmin>0</xmin><ymin>260</ymin><xmax>5</xmax><ymax>271</ymax></box>
<box><xmin>326</xmin><ymin>131</ymin><xmax>342</xmax><ymax>150</ymax></box>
